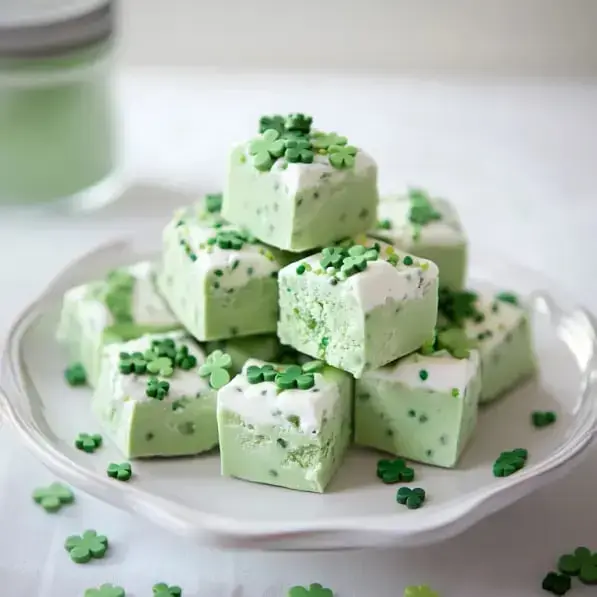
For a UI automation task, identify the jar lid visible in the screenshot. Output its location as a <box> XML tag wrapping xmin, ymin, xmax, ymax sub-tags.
<box><xmin>0</xmin><ymin>0</ymin><xmax>114</xmax><ymax>58</ymax></box>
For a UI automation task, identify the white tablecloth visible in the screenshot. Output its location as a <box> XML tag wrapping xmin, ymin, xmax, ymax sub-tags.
<box><xmin>1</xmin><ymin>70</ymin><xmax>596</xmax><ymax>596</ymax></box>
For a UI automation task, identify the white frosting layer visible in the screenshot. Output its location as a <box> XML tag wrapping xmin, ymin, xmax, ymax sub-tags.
<box><xmin>296</xmin><ymin>236</ymin><xmax>439</xmax><ymax>312</ymax></box>
<box><xmin>372</xmin><ymin>350</ymin><xmax>480</xmax><ymax>394</ymax></box>
<box><xmin>101</xmin><ymin>332</ymin><xmax>209</xmax><ymax>404</ymax></box>
<box><xmin>377</xmin><ymin>194</ymin><xmax>465</xmax><ymax>246</ymax></box>
<box><xmin>173</xmin><ymin>223</ymin><xmax>281</xmax><ymax>289</ymax></box>
<box><xmin>217</xmin><ymin>359</ymin><xmax>339</xmax><ymax>434</ymax></box>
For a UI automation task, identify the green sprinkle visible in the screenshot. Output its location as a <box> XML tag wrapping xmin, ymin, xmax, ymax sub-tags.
<box><xmin>396</xmin><ymin>487</ymin><xmax>426</xmax><ymax>509</ymax></box>
<box><xmin>403</xmin><ymin>585</ymin><xmax>440</xmax><ymax>597</ymax></box>
<box><xmin>493</xmin><ymin>448</ymin><xmax>528</xmax><ymax>477</ymax></box>
<box><xmin>451</xmin><ymin>388</ymin><xmax>460</xmax><ymax>398</ymax></box>
<box><xmin>296</xmin><ymin>263</ymin><xmax>306</xmax><ymax>275</ymax></box>
<box><xmin>285</xmin><ymin>112</ymin><xmax>312</xmax><ymax>133</ymax></box>
<box><xmin>146</xmin><ymin>378</ymin><xmax>170</xmax><ymax>400</ymax></box>
<box><xmin>387</xmin><ymin>254</ymin><xmax>399</xmax><ymax>266</ymax></box>
<box><xmin>377</xmin><ymin>219</ymin><xmax>392</xmax><ymax>230</ymax></box>
<box><xmin>64</xmin><ymin>529</ymin><xmax>108</xmax><ymax>564</ymax></box>
<box><xmin>84</xmin><ymin>583</ymin><xmax>125</xmax><ymax>597</ymax></box>
<box><xmin>438</xmin><ymin>287</ymin><xmax>483</xmax><ymax>327</ymax></box>
<box><xmin>407</xmin><ymin>188</ymin><xmax>442</xmax><ymax>226</ymax></box>
<box><xmin>328</xmin><ymin>144</ymin><xmax>358</xmax><ymax>169</ymax></box>
<box><xmin>64</xmin><ymin>362</ymin><xmax>87</xmax><ymax>386</ymax></box>
<box><xmin>285</xmin><ymin>138</ymin><xmax>314</xmax><ymax>164</ymax></box>
<box><xmin>419</xmin><ymin>369</ymin><xmax>428</xmax><ymax>381</ymax></box>
<box><xmin>248</xmin><ymin>129</ymin><xmax>286</xmax><ymax>171</ymax></box>
<box><xmin>205</xmin><ymin>192</ymin><xmax>223</xmax><ymax>213</ymax></box>
<box><xmin>301</xmin><ymin>360</ymin><xmax>325</xmax><ymax>373</ymax></box>
<box><xmin>531</xmin><ymin>410</ymin><xmax>557</xmax><ymax>428</ymax></box>
<box><xmin>106</xmin><ymin>462</ymin><xmax>132</xmax><ymax>482</ymax></box>
<box><xmin>496</xmin><ymin>291</ymin><xmax>519</xmax><ymax>305</ymax></box>
<box><xmin>277</xmin><ymin>438</ymin><xmax>288</xmax><ymax>449</ymax></box>
<box><xmin>32</xmin><ymin>483</ymin><xmax>74</xmax><ymax>513</ymax></box>
<box><xmin>541</xmin><ymin>572</ymin><xmax>571</xmax><ymax>596</ymax></box>
<box><xmin>557</xmin><ymin>547</ymin><xmax>597</xmax><ymax>584</ymax></box>
<box><xmin>214</xmin><ymin>269</ymin><xmax>224</xmax><ymax>277</ymax></box>
<box><xmin>320</xmin><ymin>246</ymin><xmax>346</xmax><ymax>269</ymax></box>
<box><xmin>259</xmin><ymin>114</ymin><xmax>285</xmax><ymax>134</ymax></box>
<box><xmin>246</xmin><ymin>363</ymin><xmax>277</xmax><ymax>384</ymax></box>
<box><xmin>288</xmin><ymin>583</ymin><xmax>334</xmax><ymax>597</ymax></box>
<box><xmin>152</xmin><ymin>582</ymin><xmax>183</xmax><ymax>597</ymax></box>
<box><xmin>287</xmin><ymin>414</ymin><xmax>301</xmax><ymax>428</ymax></box>
<box><xmin>275</xmin><ymin>364</ymin><xmax>314</xmax><ymax>391</ymax></box>
<box><xmin>75</xmin><ymin>433</ymin><xmax>102</xmax><ymax>453</ymax></box>
<box><xmin>377</xmin><ymin>458</ymin><xmax>415</xmax><ymax>483</ymax></box>
<box><xmin>403</xmin><ymin>255</ymin><xmax>414</xmax><ymax>266</ymax></box>
<box><xmin>198</xmin><ymin>350</ymin><xmax>232</xmax><ymax>389</ymax></box>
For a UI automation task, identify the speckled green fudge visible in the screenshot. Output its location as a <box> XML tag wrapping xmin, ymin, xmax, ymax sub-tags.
<box><xmin>372</xmin><ymin>188</ymin><xmax>467</xmax><ymax>290</ymax></box>
<box><xmin>222</xmin><ymin>113</ymin><xmax>378</xmax><ymax>252</ymax></box>
<box><xmin>204</xmin><ymin>334</ymin><xmax>282</xmax><ymax>374</ymax></box>
<box><xmin>277</xmin><ymin>235</ymin><xmax>439</xmax><ymax>378</ymax></box>
<box><xmin>92</xmin><ymin>332</ymin><xmax>222</xmax><ymax>458</ymax></box>
<box><xmin>355</xmin><ymin>349</ymin><xmax>480</xmax><ymax>468</ymax></box>
<box><xmin>217</xmin><ymin>359</ymin><xmax>353</xmax><ymax>493</ymax></box>
<box><xmin>171</xmin><ymin>191</ymin><xmax>226</xmax><ymax>228</ymax></box>
<box><xmin>56</xmin><ymin>261</ymin><xmax>180</xmax><ymax>387</ymax></box>
<box><xmin>157</xmin><ymin>214</ymin><xmax>296</xmax><ymax>341</ymax></box>
<box><xmin>438</xmin><ymin>288</ymin><xmax>535</xmax><ymax>403</ymax></box>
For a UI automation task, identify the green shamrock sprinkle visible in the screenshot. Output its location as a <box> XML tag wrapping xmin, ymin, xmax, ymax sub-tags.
<box><xmin>340</xmin><ymin>255</ymin><xmax>367</xmax><ymax>276</ymax></box>
<box><xmin>287</xmin><ymin>583</ymin><xmax>333</xmax><ymax>597</ymax></box>
<box><xmin>496</xmin><ymin>291</ymin><xmax>519</xmax><ymax>305</ymax></box>
<box><xmin>438</xmin><ymin>288</ymin><xmax>483</xmax><ymax>328</ymax></box>
<box><xmin>153</xmin><ymin>583</ymin><xmax>183</xmax><ymax>596</ymax></box>
<box><xmin>175</xmin><ymin>345</ymin><xmax>198</xmax><ymax>370</ymax></box>
<box><xmin>118</xmin><ymin>352</ymin><xmax>147</xmax><ymax>375</ymax></box>
<box><xmin>377</xmin><ymin>218</ymin><xmax>392</xmax><ymax>230</ymax></box>
<box><xmin>275</xmin><ymin>364</ymin><xmax>315</xmax><ymax>391</ymax></box>
<box><xmin>542</xmin><ymin>572</ymin><xmax>572</xmax><ymax>596</ymax></box>
<box><xmin>32</xmin><ymin>482</ymin><xmax>74</xmax><ymax>513</ymax></box>
<box><xmin>147</xmin><ymin>356</ymin><xmax>174</xmax><ymax>377</ymax></box>
<box><xmin>532</xmin><ymin>410</ymin><xmax>557</xmax><ymax>428</ymax></box>
<box><xmin>246</xmin><ymin>364</ymin><xmax>277</xmax><ymax>384</ymax></box>
<box><xmin>107</xmin><ymin>462</ymin><xmax>132</xmax><ymax>482</ymax></box>
<box><xmin>146</xmin><ymin>377</ymin><xmax>170</xmax><ymax>400</ymax></box>
<box><xmin>64</xmin><ymin>362</ymin><xmax>87</xmax><ymax>386</ymax></box>
<box><xmin>75</xmin><ymin>433</ymin><xmax>102</xmax><ymax>453</ymax></box>
<box><xmin>328</xmin><ymin>144</ymin><xmax>358</xmax><ymax>169</ymax></box>
<box><xmin>407</xmin><ymin>188</ymin><xmax>442</xmax><ymax>227</ymax></box>
<box><xmin>285</xmin><ymin>138</ymin><xmax>314</xmax><ymax>164</ymax></box>
<box><xmin>285</xmin><ymin>113</ymin><xmax>312</xmax><ymax>133</ymax></box>
<box><xmin>64</xmin><ymin>529</ymin><xmax>108</xmax><ymax>564</ymax></box>
<box><xmin>84</xmin><ymin>584</ymin><xmax>126</xmax><ymax>597</ymax></box>
<box><xmin>396</xmin><ymin>486</ymin><xmax>426</xmax><ymax>509</ymax></box>
<box><xmin>198</xmin><ymin>350</ymin><xmax>232</xmax><ymax>389</ymax></box>
<box><xmin>377</xmin><ymin>458</ymin><xmax>415</xmax><ymax>483</ymax></box>
<box><xmin>320</xmin><ymin>246</ymin><xmax>346</xmax><ymax>269</ymax></box>
<box><xmin>558</xmin><ymin>547</ymin><xmax>597</xmax><ymax>584</ymax></box>
<box><xmin>493</xmin><ymin>448</ymin><xmax>528</xmax><ymax>477</ymax></box>
<box><xmin>403</xmin><ymin>585</ymin><xmax>439</xmax><ymax>597</ymax></box>
<box><xmin>249</xmin><ymin>129</ymin><xmax>286</xmax><ymax>171</ymax></box>
<box><xmin>150</xmin><ymin>338</ymin><xmax>177</xmax><ymax>359</ymax></box>
<box><xmin>435</xmin><ymin>328</ymin><xmax>475</xmax><ymax>359</ymax></box>
<box><xmin>311</xmin><ymin>131</ymin><xmax>347</xmax><ymax>150</ymax></box>
<box><xmin>211</xmin><ymin>229</ymin><xmax>247</xmax><ymax>250</ymax></box>
<box><xmin>259</xmin><ymin>114</ymin><xmax>285</xmax><ymax>134</ymax></box>
<box><xmin>205</xmin><ymin>193</ymin><xmax>223</xmax><ymax>213</ymax></box>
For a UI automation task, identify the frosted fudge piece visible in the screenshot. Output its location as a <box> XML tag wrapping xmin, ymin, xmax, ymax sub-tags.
<box><xmin>57</xmin><ymin>261</ymin><xmax>180</xmax><ymax>387</ymax></box>
<box><xmin>438</xmin><ymin>288</ymin><xmax>535</xmax><ymax>403</ymax></box>
<box><xmin>217</xmin><ymin>359</ymin><xmax>353</xmax><ymax>493</ymax></box>
<box><xmin>204</xmin><ymin>334</ymin><xmax>282</xmax><ymax>374</ymax></box>
<box><xmin>277</xmin><ymin>236</ymin><xmax>439</xmax><ymax>378</ymax></box>
<box><xmin>223</xmin><ymin>113</ymin><xmax>378</xmax><ymax>252</ymax></box>
<box><xmin>158</xmin><ymin>217</ymin><xmax>295</xmax><ymax>341</ymax></box>
<box><xmin>92</xmin><ymin>332</ymin><xmax>229</xmax><ymax>458</ymax></box>
<box><xmin>372</xmin><ymin>188</ymin><xmax>467</xmax><ymax>290</ymax></box>
<box><xmin>355</xmin><ymin>349</ymin><xmax>481</xmax><ymax>468</ymax></box>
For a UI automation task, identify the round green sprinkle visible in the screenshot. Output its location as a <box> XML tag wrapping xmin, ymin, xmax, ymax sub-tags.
<box><xmin>64</xmin><ymin>362</ymin><xmax>87</xmax><ymax>386</ymax></box>
<box><xmin>146</xmin><ymin>378</ymin><xmax>170</xmax><ymax>399</ymax></box>
<box><xmin>296</xmin><ymin>264</ymin><xmax>306</xmax><ymax>275</ymax></box>
<box><xmin>403</xmin><ymin>255</ymin><xmax>414</xmax><ymax>266</ymax></box>
<box><xmin>419</xmin><ymin>369</ymin><xmax>429</xmax><ymax>381</ymax></box>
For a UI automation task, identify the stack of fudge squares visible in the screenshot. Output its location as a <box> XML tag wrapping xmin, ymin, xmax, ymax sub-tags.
<box><xmin>58</xmin><ymin>113</ymin><xmax>535</xmax><ymax>494</ymax></box>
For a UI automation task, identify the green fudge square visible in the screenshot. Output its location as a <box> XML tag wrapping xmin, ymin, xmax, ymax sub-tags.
<box><xmin>56</xmin><ymin>261</ymin><xmax>181</xmax><ymax>387</ymax></box>
<box><xmin>92</xmin><ymin>332</ymin><xmax>219</xmax><ymax>458</ymax></box>
<box><xmin>217</xmin><ymin>359</ymin><xmax>353</xmax><ymax>493</ymax></box>
<box><xmin>438</xmin><ymin>288</ymin><xmax>536</xmax><ymax>403</ymax></box>
<box><xmin>277</xmin><ymin>236</ymin><xmax>439</xmax><ymax>378</ymax></box>
<box><xmin>157</xmin><ymin>215</ymin><xmax>295</xmax><ymax>341</ymax></box>
<box><xmin>222</xmin><ymin>117</ymin><xmax>378</xmax><ymax>252</ymax></box>
<box><xmin>372</xmin><ymin>188</ymin><xmax>467</xmax><ymax>290</ymax></box>
<box><xmin>355</xmin><ymin>350</ymin><xmax>481</xmax><ymax>468</ymax></box>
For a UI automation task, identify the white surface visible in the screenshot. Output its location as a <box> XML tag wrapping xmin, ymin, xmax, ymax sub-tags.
<box><xmin>0</xmin><ymin>70</ymin><xmax>597</xmax><ymax>592</ymax></box>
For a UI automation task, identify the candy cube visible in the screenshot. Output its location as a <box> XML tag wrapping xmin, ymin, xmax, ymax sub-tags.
<box><xmin>92</xmin><ymin>332</ymin><xmax>226</xmax><ymax>458</ymax></box>
<box><xmin>157</xmin><ymin>217</ymin><xmax>295</xmax><ymax>341</ymax></box>
<box><xmin>372</xmin><ymin>188</ymin><xmax>467</xmax><ymax>290</ymax></box>
<box><xmin>217</xmin><ymin>359</ymin><xmax>353</xmax><ymax>493</ymax></box>
<box><xmin>277</xmin><ymin>236</ymin><xmax>439</xmax><ymax>378</ymax></box>
<box><xmin>57</xmin><ymin>261</ymin><xmax>180</xmax><ymax>386</ymax></box>
<box><xmin>438</xmin><ymin>288</ymin><xmax>535</xmax><ymax>403</ymax></box>
<box><xmin>222</xmin><ymin>113</ymin><xmax>378</xmax><ymax>252</ymax></box>
<box><xmin>355</xmin><ymin>349</ymin><xmax>481</xmax><ymax>468</ymax></box>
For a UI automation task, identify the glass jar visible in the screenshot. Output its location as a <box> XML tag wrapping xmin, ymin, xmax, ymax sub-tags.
<box><xmin>0</xmin><ymin>1</ymin><xmax>119</xmax><ymax>211</ymax></box>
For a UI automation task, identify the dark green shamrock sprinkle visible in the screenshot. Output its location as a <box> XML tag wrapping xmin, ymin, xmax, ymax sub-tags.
<box><xmin>198</xmin><ymin>350</ymin><xmax>232</xmax><ymax>389</ymax></box>
<box><xmin>285</xmin><ymin>138</ymin><xmax>314</xmax><ymax>164</ymax></box>
<box><xmin>558</xmin><ymin>547</ymin><xmax>597</xmax><ymax>584</ymax></box>
<box><xmin>75</xmin><ymin>433</ymin><xmax>102</xmax><ymax>453</ymax></box>
<box><xmin>205</xmin><ymin>192</ymin><xmax>223</xmax><ymax>213</ymax></box>
<box><xmin>175</xmin><ymin>345</ymin><xmax>198</xmax><ymax>370</ymax></box>
<box><xmin>259</xmin><ymin>114</ymin><xmax>285</xmax><ymax>134</ymax></box>
<box><xmin>285</xmin><ymin>113</ymin><xmax>312</xmax><ymax>133</ymax></box>
<box><xmin>377</xmin><ymin>219</ymin><xmax>392</xmax><ymax>230</ymax></box>
<box><xmin>275</xmin><ymin>364</ymin><xmax>315</xmax><ymax>391</ymax></box>
<box><xmin>146</xmin><ymin>378</ymin><xmax>170</xmax><ymax>400</ymax></box>
<box><xmin>328</xmin><ymin>144</ymin><xmax>357</xmax><ymax>169</ymax></box>
<box><xmin>287</xmin><ymin>583</ymin><xmax>333</xmax><ymax>597</ymax></box>
<box><xmin>210</xmin><ymin>229</ymin><xmax>250</xmax><ymax>250</ymax></box>
<box><xmin>248</xmin><ymin>129</ymin><xmax>286</xmax><ymax>171</ymax></box>
<box><xmin>64</xmin><ymin>362</ymin><xmax>87</xmax><ymax>386</ymax></box>
<box><xmin>32</xmin><ymin>483</ymin><xmax>74</xmax><ymax>513</ymax></box>
<box><xmin>493</xmin><ymin>448</ymin><xmax>528</xmax><ymax>477</ymax></box>
<box><xmin>408</xmin><ymin>188</ymin><xmax>442</xmax><ymax>226</ymax></box>
<box><xmin>64</xmin><ymin>529</ymin><xmax>108</xmax><ymax>564</ymax></box>
<box><xmin>246</xmin><ymin>363</ymin><xmax>277</xmax><ymax>384</ymax></box>
<box><xmin>150</xmin><ymin>338</ymin><xmax>177</xmax><ymax>359</ymax></box>
<box><xmin>496</xmin><ymin>291</ymin><xmax>519</xmax><ymax>305</ymax></box>
<box><xmin>377</xmin><ymin>458</ymin><xmax>415</xmax><ymax>483</ymax></box>
<box><xmin>542</xmin><ymin>571</ymin><xmax>572</xmax><ymax>596</ymax></box>
<box><xmin>396</xmin><ymin>487</ymin><xmax>426</xmax><ymax>509</ymax></box>
<box><xmin>532</xmin><ymin>411</ymin><xmax>557</xmax><ymax>428</ymax></box>
<box><xmin>153</xmin><ymin>582</ymin><xmax>183</xmax><ymax>596</ymax></box>
<box><xmin>119</xmin><ymin>352</ymin><xmax>147</xmax><ymax>375</ymax></box>
<box><xmin>107</xmin><ymin>462</ymin><xmax>132</xmax><ymax>482</ymax></box>
<box><xmin>438</xmin><ymin>287</ymin><xmax>483</xmax><ymax>328</ymax></box>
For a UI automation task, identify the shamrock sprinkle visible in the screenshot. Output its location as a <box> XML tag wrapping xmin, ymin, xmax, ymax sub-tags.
<box><xmin>377</xmin><ymin>458</ymin><xmax>415</xmax><ymax>483</ymax></box>
<box><xmin>436</xmin><ymin>328</ymin><xmax>475</xmax><ymax>359</ymax></box>
<box><xmin>211</xmin><ymin>229</ymin><xmax>247</xmax><ymax>250</ymax></box>
<box><xmin>558</xmin><ymin>547</ymin><xmax>597</xmax><ymax>584</ymax></box>
<box><xmin>204</xmin><ymin>192</ymin><xmax>222</xmax><ymax>213</ymax></box>
<box><xmin>119</xmin><ymin>352</ymin><xmax>147</xmax><ymax>375</ymax></box>
<box><xmin>150</xmin><ymin>338</ymin><xmax>177</xmax><ymax>359</ymax></box>
<box><xmin>147</xmin><ymin>356</ymin><xmax>174</xmax><ymax>377</ymax></box>
<box><xmin>246</xmin><ymin>363</ymin><xmax>277</xmax><ymax>384</ymax></box>
<box><xmin>493</xmin><ymin>448</ymin><xmax>528</xmax><ymax>477</ymax></box>
<box><xmin>396</xmin><ymin>487</ymin><xmax>426</xmax><ymax>509</ymax></box>
<box><xmin>275</xmin><ymin>364</ymin><xmax>315</xmax><ymax>391</ymax></box>
<box><xmin>285</xmin><ymin>138</ymin><xmax>314</xmax><ymax>164</ymax></box>
<box><xmin>259</xmin><ymin>114</ymin><xmax>285</xmax><ymax>134</ymax></box>
<box><xmin>249</xmin><ymin>129</ymin><xmax>286</xmax><ymax>171</ymax></box>
<box><xmin>32</xmin><ymin>482</ymin><xmax>74</xmax><ymax>513</ymax></box>
<box><xmin>408</xmin><ymin>188</ymin><xmax>442</xmax><ymax>227</ymax></box>
<box><xmin>377</xmin><ymin>218</ymin><xmax>392</xmax><ymax>230</ymax></box>
<box><xmin>75</xmin><ymin>433</ymin><xmax>102</xmax><ymax>453</ymax></box>
<box><xmin>64</xmin><ymin>362</ymin><xmax>87</xmax><ymax>386</ymax></box>
<box><xmin>64</xmin><ymin>529</ymin><xmax>108</xmax><ymax>563</ymax></box>
<box><xmin>403</xmin><ymin>585</ymin><xmax>439</xmax><ymax>597</ymax></box>
<box><xmin>146</xmin><ymin>377</ymin><xmax>170</xmax><ymax>400</ymax></box>
<box><xmin>542</xmin><ymin>572</ymin><xmax>572</xmax><ymax>596</ymax></box>
<box><xmin>438</xmin><ymin>288</ymin><xmax>483</xmax><ymax>328</ymax></box>
<box><xmin>311</xmin><ymin>132</ymin><xmax>347</xmax><ymax>150</ymax></box>
<box><xmin>532</xmin><ymin>411</ymin><xmax>557</xmax><ymax>428</ymax></box>
<box><xmin>107</xmin><ymin>462</ymin><xmax>132</xmax><ymax>482</ymax></box>
<box><xmin>285</xmin><ymin>113</ymin><xmax>313</xmax><ymax>133</ymax></box>
<box><xmin>496</xmin><ymin>291</ymin><xmax>519</xmax><ymax>305</ymax></box>
<box><xmin>287</xmin><ymin>583</ymin><xmax>334</xmax><ymax>597</ymax></box>
<box><xmin>84</xmin><ymin>584</ymin><xmax>126</xmax><ymax>597</ymax></box>
<box><xmin>198</xmin><ymin>350</ymin><xmax>232</xmax><ymax>389</ymax></box>
<box><xmin>175</xmin><ymin>345</ymin><xmax>198</xmax><ymax>370</ymax></box>
<box><xmin>153</xmin><ymin>582</ymin><xmax>183</xmax><ymax>596</ymax></box>
<box><xmin>328</xmin><ymin>144</ymin><xmax>358</xmax><ymax>169</ymax></box>
<box><xmin>320</xmin><ymin>246</ymin><xmax>346</xmax><ymax>269</ymax></box>
<box><xmin>340</xmin><ymin>255</ymin><xmax>367</xmax><ymax>276</ymax></box>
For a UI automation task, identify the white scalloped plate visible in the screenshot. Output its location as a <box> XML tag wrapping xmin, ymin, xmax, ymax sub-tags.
<box><xmin>1</xmin><ymin>234</ymin><xmax>596</xmax><ymax>551</ymax></box>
